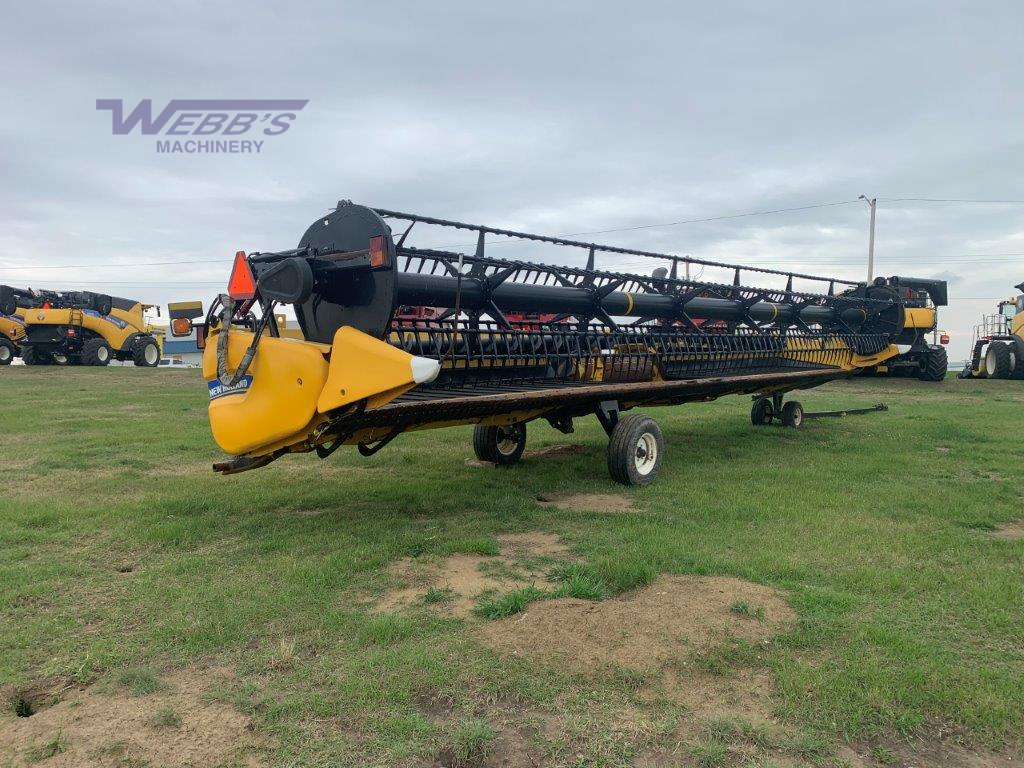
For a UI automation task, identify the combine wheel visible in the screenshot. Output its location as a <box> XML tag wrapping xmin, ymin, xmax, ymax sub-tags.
<box><xmin>20</xmin><ymin>346</ymin><xmax>51</xmax><ymax>366</ymax></box>
<box><xmin>781</xmin><ymin>401</ymin><xmax>804</xmax><ymax>428</ymax></box>
<box><xmin>917</xmin><ymin>346</ymin><xmax>948</xmax><ymax>382</ymax></box>
<box><xmin>131</xmin><ymin>336</ymin><xmax>160</xmax><ymax>367</ymax></box>
<box><xmin>607</xmin><ymin>414</ymin><xmax>664</xmax><ymax>486</ymax></box>
<box><xmin>984</xmin><ymin>342</ymin><xmax>1012</xmax><ymax>379</ymax></box>
<box><xmin>1011</xmin><ymin>341</ymin><xmax>1024</xmax><ymax>380</ymax></box>
<box><xmin>750</xmin><ymin>398</ymin><xmax>774</xmax><ymax>425</ymax></box>
<box><xmin>81</xmin><ymin>338</ymin><xmax>112</xmax><ymax>366</ymax></box>
<box><xmin>473</xmin><ymin>423</ymin><xmax>527</xmax><ymax>465</ymax></box>
<box><xmin>0</xmin><ymin>337</ymin><xmax>15</xmax><ymax>365</ymax></box>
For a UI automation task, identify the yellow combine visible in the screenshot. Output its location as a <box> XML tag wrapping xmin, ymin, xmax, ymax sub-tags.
<box><xmin>9</xmin><ymin>288</ymin><xmax>162</xmax><ymax>367</ymax></box>
<box><xmin>959</xmin><ymin>282</ymin><xmax>1024</xmax><ymax>379</ymax></box>
<box><xmin>0</xmin><ymin>286</ymin><xmax>31</xmax><ymax>365</ymax></box>
<box><xmin>863</xmin><ymin>277</ymin><xmax>948</xmax><ymax>381</ymax></box>
<box><xmin>174</xmin><ymin>201</ymin><xmax>914</xmax><ymax>485</ymax></box>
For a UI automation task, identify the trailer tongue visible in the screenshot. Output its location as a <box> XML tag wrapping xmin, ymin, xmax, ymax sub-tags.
<box><xmin>180</xmin><ymin>200</ymin><xmax>907</xmax><ymax>485</ymax></box>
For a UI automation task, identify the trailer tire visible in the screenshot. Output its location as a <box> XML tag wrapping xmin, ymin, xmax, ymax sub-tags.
<box><xmin>472</xmin><ymin>423</ymin><xmax>526</xmax><ymax>465</ymax></box>
<box><xmin>131</xmin><ymin>336</ymin><xmax>160</xmax><ymax>367</ymax></box>
<box><xmin>917</xmin><ymin>346</ymin><xmax>948</xmax><ymax>382</ymax></box>
<box><xmin>781</xmin><ymin>401</ymin><xmax>804</xmax><ymax>428</ymax></box>
<box><xmin>750</xmin><ymin>398</ymin><xmax>774</xmax><ymax>425</ymax></box>
<box><xmin>0</xmin><ymin>337</ymin><xmax>15</xmax><ymax>365</ymax></box>
<box><xmin>607</xmin><ymin>414</ymin><xmax>663</xmax><ymax>486</ymax></box>
<box><xmin>81</xmin><ymin>338</ymin><xmax>112</xmax><ymax>367</ymax></box>
<box><xmin>984</xmin><ymin>341</ymin><xmax>1012</xmax><ymax>379</ymax></box>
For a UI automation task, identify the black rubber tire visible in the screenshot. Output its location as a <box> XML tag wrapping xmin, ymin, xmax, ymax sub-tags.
<box><xmin>131</xmin><ymin>336</ymin><xmax>160</xmax><ymax>367</ymax></box>
<box><xmin>917</xmin><ymin>346</ymin><xmax>948</xmax><ymax>382</ymax></box>
<box><xmin>81</xmin><ymin>338</ymin><xmax>112</xmax><ymax>367</ymax></box>
<box><xmin>750</xmin><ymin>398</ymin><xmax>774</xmax><ymax>425</ymax></box>
<box><xmin>984</xmin><ymin>341</ymin><xmax>1012</xmax><ymax>379</ymax></box>
<box><xmin>781</xmin><ymin>401</ymin><xmax>804</xmax><ymax>428</ymax></box>
<box><xmin>20</xmin><ymin>345</ymin><xmax>51</xmax><ymax>366</ymax></box>
<box><xmin>607</xmin><ymin>414</ymin><xmax>664</xmax><ymax>486</ymax></box>
<box><xmin>1010</xmin><ymin>340</ymin><xmax>1024</xmax><ymax>380</ymax></box>
<box><xmin>0</xmin><ymin>337</ymin><xmax>15</xmax><ymax>365</ymax></box>
<box><xmin>472</xmin><ymin>423</ymin><xmax>527</xmax><ymax>465</ymax></box>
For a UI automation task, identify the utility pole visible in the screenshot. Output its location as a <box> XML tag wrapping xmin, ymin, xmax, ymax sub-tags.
<box><xmin>859</xmin><ymin>195</ymin><xmax>877</xmax><ymax>283</ymax></box>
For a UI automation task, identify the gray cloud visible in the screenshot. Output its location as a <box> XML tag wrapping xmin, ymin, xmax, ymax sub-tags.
<box><xmin>1</xmin><ymin>0</ymin><xmax>1022</xmax><ymax>361</ymax></box>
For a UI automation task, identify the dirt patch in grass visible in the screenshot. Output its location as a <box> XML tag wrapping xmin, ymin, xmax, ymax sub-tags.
<box><xmin>522</xmin><ymin>444</ymin><xmax>586</xmax><ymax>459</ymax></box>
<box><xmin>841</xmin><ymin>729</ymin><xmax>1021</xmax><ymax>768</ymax></box>
<box><xmin>991</xmin><ymin>520</ymin><xmax>1024</xmax><ymax>541</ymax></box>
<box><xmin>649</xmin><ymin>667</ymin><xmax>776</xmax><ymax>724</ymax></box>
<box><xmin>0</xmin><ymin>667</ymin><xmax>262</xmax><ymax>767</ymax></box>
<box><xmin>536</xmin><ymin>493</ymin><xmax>634</xmax><ymax>513</ymax></box>
<box><xmin>373</xmin><ymin>532</ymin><xmax>571</xmax><ymax>618</ymax></box>
<box><xmin>477</xmin><ymin>575</ymin><xmax>793</xmax><ymax>671</ymax></box>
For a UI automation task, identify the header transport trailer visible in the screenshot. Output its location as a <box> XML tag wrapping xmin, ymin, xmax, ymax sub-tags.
<box><xmin>172</xmin><ymin>200</ymin><xmax>913</xmax><ymax>486</ymax></box>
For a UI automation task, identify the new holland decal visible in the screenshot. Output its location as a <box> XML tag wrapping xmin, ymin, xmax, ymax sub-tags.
<box><xmin>208</xmin><ymin>375</ymin><xmax>254</xmax><ymax>400</ymax></box>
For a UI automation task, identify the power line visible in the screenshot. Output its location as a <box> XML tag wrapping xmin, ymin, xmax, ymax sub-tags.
<box><xmin>879</xmin><ymin>197</ymin><xmax>1024</xmax><ymax>204</ymax></box>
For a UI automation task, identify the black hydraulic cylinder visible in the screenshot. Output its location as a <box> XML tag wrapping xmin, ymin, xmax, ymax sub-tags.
<box><xmin>394</xmin><ymin>272</ymin><xmax>862</xmax><ymax>328</ymax></box>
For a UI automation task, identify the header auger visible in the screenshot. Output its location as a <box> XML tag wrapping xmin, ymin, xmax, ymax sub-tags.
<box><xmin>178</xmin><ymin>200</ymin><xmax>912</xmax><ymax>485</ymax></box>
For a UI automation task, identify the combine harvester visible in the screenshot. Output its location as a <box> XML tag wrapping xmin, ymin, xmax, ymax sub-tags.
<box><xmin>0</xmin><ymin>286</ymin><xmax>33</xmax><ymax>365</ymax></box>
<box><xmin>1</xmin><ymin>286</ymin><xmax>162</xmax><ymax>367</ymax></box>
<box><xmin>959</xmin><ymin>282</ymin><xmax>1024</xmax><ymax>379</ymax></box>
<box><xmin>861</xmin><ymin>277</ymin><xmax>949</xmax><ymax>381</ymax></box>
<box><xmin>173</xmin><ymin>201</ymin><xmax>914</xmax><ymax>485</ymax></box>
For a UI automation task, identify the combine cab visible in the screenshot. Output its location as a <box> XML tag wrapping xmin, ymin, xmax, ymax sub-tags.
<box><xmin>862</xmin><ymin>276</ymin><xmax>948</xmax><ymax>381</ymax></box>
<box><xmin>13</xmin><ymin>288</ymin><xmax>162</xmax><ymax>367</ymax></box>
<box><xmin>959</xmin><ymin>282</ymin><xmax>1024</xmax><ymax>379</ymax></box>
<box><xmin>0</xmin><ymin>286</ymin><xmax>34</xmax><ymax>365</ymax></box>
<box><xmin>173</xmin><ymin>200</ymin><xmax>914</xmax><ymax>485</ymax></box>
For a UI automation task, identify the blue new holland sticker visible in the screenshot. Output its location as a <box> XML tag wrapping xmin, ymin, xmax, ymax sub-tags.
<box><xmin>208</xmin><ymin>375</ymin><xmax>254</xmax><ymax>400</ymax></box>
<box><xmin>83</xmin><ymin>308</ymin><xmax>129</xmax><ymax>329</ymax></box>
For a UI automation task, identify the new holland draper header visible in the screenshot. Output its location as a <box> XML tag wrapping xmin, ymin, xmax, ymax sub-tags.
<box><xmin>175</xmin><ymin>200</ymin><xmax>910</xmax><ymax>485</ymax></box>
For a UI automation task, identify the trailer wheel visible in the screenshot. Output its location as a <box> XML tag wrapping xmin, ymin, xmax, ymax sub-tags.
<box><xmin>473</xmin><ymin>423</ymin><xmax>526</xmax><ymax>465</ymax></box>
<box><xmin>984</xmin><ymin>342</ymin><xmax>1012</xmax><ymax>379</ymax></box>
<box><xmin>81</xmin><ymin>338</ymin><xmax>112</xmax><ymax>367</ymax></box>
<box><xmin>781</xmin><ymin>401</ymin><xmax>804</xmax><ymax>428</ymax></box>
<box><xmin>750</xmin><ymin>398</ymin><xmax>774</xmax><ymax>425</ymax></box>
<box><xmin>131</xmin><ymin>336</ymin><xmax>160</xmax><ymax>367</ymax></box>
<box><xmin>0</xmin><ymin>337</ymin><xmax>15</xmax><ymax>365</ymax></box>
<box><xmin>917</xmin><ymin>346</ymin><xmax>948</xmax><ymax>382</ymax></box>
<box><xmin>607</xmin><ymin>414</ymin><xmax>664</xmax><ymax>486</ymax></box>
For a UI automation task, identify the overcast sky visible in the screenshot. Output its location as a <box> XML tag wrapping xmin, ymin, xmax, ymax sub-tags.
<box><xmin>1</xmin><ymin>1</ymin><xmax>1022</xmax><ymax>360</ymax></box>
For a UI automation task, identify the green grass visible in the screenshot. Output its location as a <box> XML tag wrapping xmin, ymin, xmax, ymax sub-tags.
<box><xmin>448</xmin><ymin>717</ymin><xmax>495</xmax><ymax>766</ymax></box>
<box><xmin>151</xmin><ymin>706</ymin><xmax>182</xmax><ymax>728</ymax></box>
<box><xmin>1</xmin><ymin>368</ymin><xmax>1022</xmax><ymax>766</ymax></box>
<box><xmin>26</xmin><ymin>732</ymin><xmax>68</xmax><ymax>762</ymax></box>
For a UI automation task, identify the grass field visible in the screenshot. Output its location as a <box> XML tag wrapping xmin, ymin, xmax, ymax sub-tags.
<box><xmin>0</xmin><ymin>367</ymin><xmax>1021</xmax><ymax>767</ymax></box>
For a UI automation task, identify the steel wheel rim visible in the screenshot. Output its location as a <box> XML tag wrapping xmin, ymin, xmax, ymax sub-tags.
<box><xmin>98</xmin><ymin>346</ymin><xmax>109</xmax><ymax>363</ymax></box>
<box><xmin>145</xmin><ymin>343</ymin><xmax>159</xmax><ymax>365</ymax></box>
<box><xmin>0</xmin><ymin>346</ymin><xmax>9</xmax><ymax>362</ymax></box>
<box><xmin>985</xmin><ymin>347</ymin><xmax>997</xmax><ymax>376</ymax></box>
<box><xmin>496</xmin><ymin>427</ymin><xmax>519</xmax><ymax>456</ymax></box>
<box><xmin>634</xmin><ymin>432</ymin><xmax>658</xmax><ymax>475</ymax></box>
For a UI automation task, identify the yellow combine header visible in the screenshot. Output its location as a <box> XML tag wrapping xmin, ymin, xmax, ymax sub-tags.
<box><xmin>173</xmin><ymin>201</ymin><xmax>915</xmax><ymax>485</ymax></box>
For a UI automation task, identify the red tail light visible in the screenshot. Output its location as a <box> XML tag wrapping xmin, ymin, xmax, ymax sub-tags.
<box><xmin>939</xmin><ymin>333</ymin><xmax>950</xmax><ymax>345</ymax></box>
<box><xmin>227</xmin><ymin>251</ymin><xmax>257</xmax><ymax>300</ymax></box>
<box><xmin>369</xmin><ymin>236</ymin><xmax>388</xmax><ymax>268</ymax></box>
